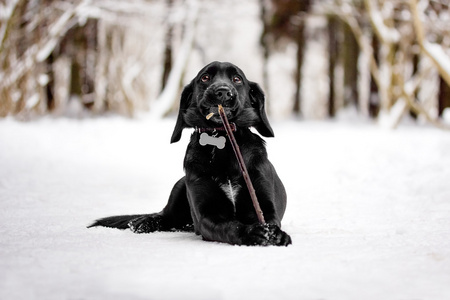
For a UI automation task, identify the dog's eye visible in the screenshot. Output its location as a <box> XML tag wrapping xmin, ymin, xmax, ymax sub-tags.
<box><xmin>201</xmin><ymin>74</ymin><xmax>210</xmax><ymax>83</ymax></box>
<box><xmin>233</xmin><ymin>75</ymin><xmax>242</xmax><ymax>84</ymax></box>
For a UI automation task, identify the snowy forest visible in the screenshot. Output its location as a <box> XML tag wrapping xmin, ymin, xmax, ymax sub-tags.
<box><xmin>1</xmin><ymin>0</ymin><xmax>450</xmax><ymax>129</ymax></box>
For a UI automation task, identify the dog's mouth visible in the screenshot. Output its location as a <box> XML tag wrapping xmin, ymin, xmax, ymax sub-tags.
<box><xmin>202</xmin><ymin>106</ymin><xmax>235</xmax><ymax>124</ymax></box>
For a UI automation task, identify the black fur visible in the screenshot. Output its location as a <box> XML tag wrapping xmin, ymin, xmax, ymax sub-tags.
<box><xmin>89</xmin><ymin>61</ymin><xmax>291</xmax><ymax>246</ymax></box>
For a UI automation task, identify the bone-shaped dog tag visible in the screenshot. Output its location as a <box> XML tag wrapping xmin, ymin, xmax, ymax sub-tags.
<box><xmin>199</xmin><ymin>132</ymin><xmax>226</xmax><ymax>149</ymax></box>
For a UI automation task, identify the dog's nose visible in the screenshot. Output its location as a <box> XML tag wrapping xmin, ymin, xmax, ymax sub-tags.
<box><xmin>215</xmin><ymin>87</ymin><xmax>233</xmax><ymax>103</ymax></box>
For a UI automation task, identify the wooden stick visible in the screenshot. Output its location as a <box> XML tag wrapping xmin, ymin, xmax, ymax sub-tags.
<box><xmin>217</xmin><ymin>105</ymin><xmax>266</xmax><ymax>224</ymax></box>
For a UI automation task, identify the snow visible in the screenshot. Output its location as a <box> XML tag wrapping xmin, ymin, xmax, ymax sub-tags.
<box><xmin>367</xmin><ymin>0</ymin><xmax>400</xmax><ymax>44</ymax></box>
<box><xmin>377</xmin><ymin>97</ymin><xmax>407</xmax><ymax>129</ymax></box>
<box><xmin>443</xmin><ymin>108</ymin><xmax>450</xmax><ymax>123</ymax></box>
<box><xmin>424</xmin><ymin>42</ymin><xmax>450</xmax><ymax>81</ymax></box>
<box><xmin>1</xmin><ymin>116</ymin><xmax>450</xmax><ymax>300</ymax></box>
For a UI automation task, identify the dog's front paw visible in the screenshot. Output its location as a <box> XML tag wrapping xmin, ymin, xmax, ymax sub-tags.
<box><xmin>128</xmin><ymin>214</ymin><xmax>163</xmax><ymax>233</ymax></box>
<box><xmin>241</xmin><ymin>223</ymin><xmax>292</xmax><ymax>246</ymax></box>
<box><xmin>264</xmin><ymin>223</ymin><xmax>292</xmax><ymax>246</ymax></box>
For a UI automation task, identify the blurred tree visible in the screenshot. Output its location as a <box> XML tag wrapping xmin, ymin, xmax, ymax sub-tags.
<box><xmin>369</xmin><ymin>34</ymin><xmax>380</xmax><ymax>118</ymax></box>
<box><xmin>161</xmin><ymin>0</ymin><xmax>174</xmax><ymax>92</ymax></box>
<box><xmin>342</xmin><ymin>20</ymin><xmax>359</xmax><ymax>109</ymax></box>
<box><xmin>60</xmin><ymin>19</ymin><xmax>97</xmax><ymax>110</ymax></box>
<box><xmin>327</xmin><ymin>15</ymin><xmax>360</xmax><ymax>118</ymax></box>
<box><xmin>438</xmin><ymin>76</ymin><xmax>450</xmax><ymax>116</ymax></box>
<box><xmin>327</xmin><ymin>15</ymin><xmax>338</xmax><ymax>117</ymax></box>
<box><xmin>260</xmin><ymin>0</ymin><xmax>311</xmax><ymax>115</ymax></box>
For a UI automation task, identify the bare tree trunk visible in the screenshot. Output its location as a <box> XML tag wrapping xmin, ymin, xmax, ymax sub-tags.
<box><xmin>56</xmin><ymin>19</ymin><xmax>98</xmax><ymax>112</ymax></box>
<box><xmin>45</xmin><ymin>53</ymin><xmax>56</xmax><ymax>111</ymax></box>
<box><xmin>438</xmin><ymin>76</ymin><xmax>450</xmax><ymax>116</ymax></box>
<box><xmin>368</xmin><ymin>34</ymin><xmax>380</xmax><ymax>118</ymax></box>
<box><xmin>259</xmin><ymin>0</ymin><xmax>271</xmax><ymax>103</ymax></box>
<box><xmin>161</xmin><ymin>0</ymin><xmax>174</xmax><ymax>92</ymax></box>
<box><xmin>342</xmin><ymin>21</ymin><xmax>359</xmax><ymax>108</ymax></box>
<box><xmin>327</xmin><ymin>16</ymin><xmax>338</xmax><ymax>118</ymax></box>
<box><xmin>293</xmin><ymin>21</ymin><xmax>306</xmax><ymax>115</ymax></box>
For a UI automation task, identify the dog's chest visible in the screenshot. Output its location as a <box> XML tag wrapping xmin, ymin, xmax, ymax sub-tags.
<box><xmin>215</xmin><ymin>177</ymin><xmax>241</xmax><ymax>205</ymax></box>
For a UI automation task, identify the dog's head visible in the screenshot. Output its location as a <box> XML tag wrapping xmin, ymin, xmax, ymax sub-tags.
<box><xmin>170</xmin><ymin>61</ymin><xmax>274</xmax><ymax>143</ymax></box>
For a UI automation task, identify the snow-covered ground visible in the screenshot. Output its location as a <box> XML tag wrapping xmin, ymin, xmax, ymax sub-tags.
<box><xmin>1</xmin><ymin>116</ymin><xmax>450</xmax><ymax>300</ymax></box>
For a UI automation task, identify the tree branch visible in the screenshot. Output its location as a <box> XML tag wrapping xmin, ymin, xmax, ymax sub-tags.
<box><xmin>410</xmin><ymin>0</ymin><xmax>450</xmax><ymax>86</ymax></box>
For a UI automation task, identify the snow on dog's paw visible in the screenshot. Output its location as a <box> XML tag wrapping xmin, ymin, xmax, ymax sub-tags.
<box><xmin>263</xmin><ymin>223</ymin><xmax>292</xmax><ymax>246</ymax></box>
<box><xmin>241</xmin><ymin>223</ymin><xmax>292</xmax><ymax>246</ymax></box>
<box><xmin>128</xmin><ymin>215</ymin><xmax>163</xmax><ymax>234</ymax></box>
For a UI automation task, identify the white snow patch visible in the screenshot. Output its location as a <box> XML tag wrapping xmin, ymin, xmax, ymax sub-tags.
<box><xmin>368</xmin><ymin>1</ymin><xmax>400</xmax><ymax>44</ymax></box>
<box><xmin>377</xmin><ymin>97</ymin><xmax>407</xmax><ymax>129</ymax></box>
<box><xmin>424</xmin><ymin>41</ymin><xmax>450</xmax><ymax>78</ymax></box>
<box><xmin>37</xmin><ymin>74</ymin><xmax>49</xmax><ymax>86</ymax></box>
<box><xmin>25</xmin><ymin>94</ymin><xmax>40</xmax><ymax>109</ymax></box>
<box><xmin>443</xmin><ymin>107</ymin><xmax>450</xmax><ymax>123</ymax></box>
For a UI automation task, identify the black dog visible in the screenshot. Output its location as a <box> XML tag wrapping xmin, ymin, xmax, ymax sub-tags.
<box><xmin>89</xmin><ymin>61</ymin><xmax>291</xmax><ymax>246</ymax></box>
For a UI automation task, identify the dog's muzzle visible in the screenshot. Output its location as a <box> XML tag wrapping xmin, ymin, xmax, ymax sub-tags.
<box><xmin>200</xmin><ymin>84</ymin><xmax>238</xmax><ymax>121</ymax></box>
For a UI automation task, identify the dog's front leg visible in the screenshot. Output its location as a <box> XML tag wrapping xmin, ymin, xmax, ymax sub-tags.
<box><xmin>235</xmin><ymin>164</ymin><xmax>292</xmax><ymax>246</ymax></box>
<box><xmin>185</xmin><ymin>175</ymin><xmax>246</xmax><ymax>245</ymax></box>
<box><xmin>185</xmin><ymin>175</ymin><xmax>291</xmax><ymax>246</ymax></box>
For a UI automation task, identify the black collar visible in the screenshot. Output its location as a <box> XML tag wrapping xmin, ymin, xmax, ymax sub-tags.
<box><xmin>195</xmin><ymin>123</ymin><xmax>237</xmax><ymax>133</ymax></box>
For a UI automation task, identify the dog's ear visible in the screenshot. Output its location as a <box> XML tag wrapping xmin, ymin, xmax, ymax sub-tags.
<box><xmin>170</xmin><ymin>82</ymin><xmax>193</xmax><ymax>143</ymax></box>
<box><xmin>249</xmin><ymin>81</ymin><xmax>274</xmax><ymax>137</ymax></box>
